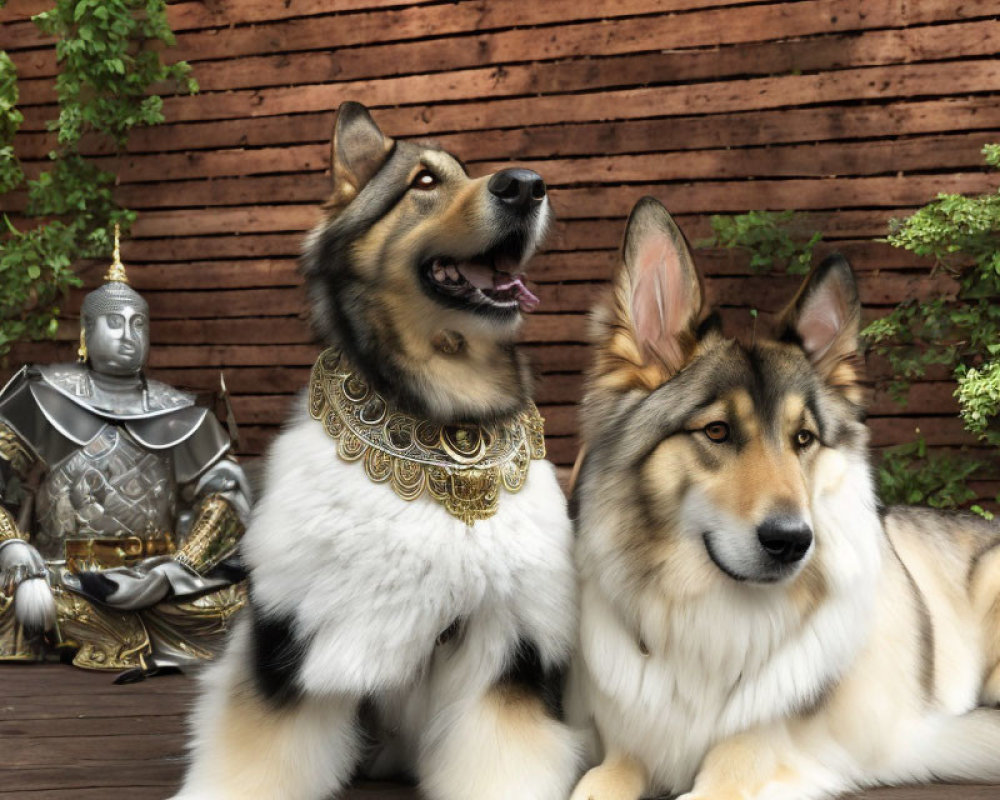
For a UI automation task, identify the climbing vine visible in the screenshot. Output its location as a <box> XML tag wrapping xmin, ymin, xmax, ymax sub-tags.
<box><xmin>864</xmin><ymin>144</ymin><xmax>1000</xmax><ymax>514</ymax></box>
<box><xmin>0</xmin><ymin>0</ymin><xmax>195</xmax><ymax>360</ymax></box>
<box><xmin>698</xmin><ymin>209</ymin><xmax>822</xmax><ymax>275</ymax></box>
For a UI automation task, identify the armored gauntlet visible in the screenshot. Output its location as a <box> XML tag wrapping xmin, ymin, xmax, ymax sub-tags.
<box><xmin>175</xmin><ymin>492</ymin><xmax>245</xmax><ymax>574</ymax></box>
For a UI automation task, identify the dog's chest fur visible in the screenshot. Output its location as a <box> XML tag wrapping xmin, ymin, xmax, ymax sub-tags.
<box><xmin>573</xmin><ymin>449</ymin><xmax>883</xmax><ymax>792</ymax></box>
<box><xmin>243</xmin><ymin>400</ymin><xmax>577</xmax><ymax>698</ymax></box>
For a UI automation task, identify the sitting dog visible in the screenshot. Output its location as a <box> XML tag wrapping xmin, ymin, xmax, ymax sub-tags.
<box><xmin>568</xmin><ymin>196</ymin><xmax>1000</xmax><ymax>800</ymax></box>
<box><xmin>172</xmin><ymin>102</ymin><xmax>581</xmax><ymax>800</ymax></box>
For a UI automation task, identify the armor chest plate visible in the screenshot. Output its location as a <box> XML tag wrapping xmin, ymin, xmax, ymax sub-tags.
<box><xmin>34</xmin><ymin>425</ymin><xmax>176</xmax><ymax>559</ymax></box>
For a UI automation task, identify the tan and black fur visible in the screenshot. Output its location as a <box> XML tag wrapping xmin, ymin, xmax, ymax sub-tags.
<box><xmin>301</xmin><ymin>102</ymin><xmax>546</xmax><ymax>425</ymax></box>
<box><xmin>568</xmin><ymin>196</ymin><xmax>1000</xmax><ymax>800</ymax></box>
<box><xmin>172</xmin><ymin>103</ymin><xmax>581</xmax><ymax>800</ymax></box>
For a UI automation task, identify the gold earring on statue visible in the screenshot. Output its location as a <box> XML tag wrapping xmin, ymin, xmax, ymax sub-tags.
<box><xmin>77</xmin><ymin>329</ymin><xmax>87</xmax><ymax>363</ymax></box>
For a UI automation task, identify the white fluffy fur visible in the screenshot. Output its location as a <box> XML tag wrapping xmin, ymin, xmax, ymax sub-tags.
<box><xmin>417</xmin><ymin>684</ymin><xmax>583</xmax><ymax>800</ymax></box>
<box><xmin>570</xmin><ymin>442</ymin><xmax>1000</xmax><ymax>799</ymax></box>
<box><xmin>14</xmin><ymin>576</ymin><xmax>57</xmax><ymax>632</ymax></box>
<box><xmin>174</xmin><ymin>400</ymin><xmax>582</xmax><ymax>800</ymax></box>
<box><xmin>571</xmin><ymin>447</ymin><xmax>881</xmax><ymax>793</ymax></box>
<box><xmin>0</xmin><ymin>540</ymin><xmax>57</xmax><ymax>632</ymax></box>
<box><xmin>175</xmin><ymin>622</ymin><xmax>364</xmax><ymax>800</ymax></box>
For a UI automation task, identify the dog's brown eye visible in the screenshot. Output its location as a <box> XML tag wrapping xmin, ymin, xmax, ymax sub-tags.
<box><xmin>703</xmin><ymin>422</ymin><xmax>730</xmax><ymax>443</ymax></box>
<box><xmin>412</xmin><ymin>169</ymin><xmax>438</xmax><ymax>190</ymax></box>
<box><xmin>795</xmin><ymin>429</ymin><xmax>816</xmax><ymax>448</ymax></box>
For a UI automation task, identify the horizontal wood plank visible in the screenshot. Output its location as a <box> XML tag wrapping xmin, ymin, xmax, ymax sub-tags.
<box><xmin>55</xmin><ymin>272</ymin><xmax>955</xmax><ymax>320</ymax></box>
<box><xmin>0</xmin><ymin>0</ymin><xmax>777</xmax><ymax>53</ymax></box>
<box><xmin>15</xmin><ymin>132</ymin><xmax>998</xmax><ymax>191</ymax></box>
<box><xmin>17</xmin><ymin>19</ymin><xmax>1000</xmax><ymax>106</ymax></box>
<box><xmin>21</xmin><ymin>59</ymin><xmax>1000</xmax><ymax>136</ymax></box>
<box><xmin>18</xmin><ymin>95</ymin><xmax>1000</xmax><ymax>163</ymax></box>
<box><xmin>1</xmin><ymin>666</ymin><xmax>996</xmax><ymax>797</ymax></box>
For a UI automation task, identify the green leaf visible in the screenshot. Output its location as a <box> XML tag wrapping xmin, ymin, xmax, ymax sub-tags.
<box><xmin>697</xmin><ymin>210</ymin><xmax>822</xmax><ymax>276</ymax></box>
<box><xmin>1</xmin><ymin>0</ymin><xmax>192</xmax><ymax>359</ymax></box>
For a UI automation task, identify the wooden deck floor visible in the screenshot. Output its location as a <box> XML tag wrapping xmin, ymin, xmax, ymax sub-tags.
<box><xmin>1</xmin><ymin>664</ymin><xmax>996</xmax><ymax>799</ymax></box>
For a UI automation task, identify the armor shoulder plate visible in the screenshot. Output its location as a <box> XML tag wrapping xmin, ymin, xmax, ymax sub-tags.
<box><xmin>28</xmin><ymin>381</ymin><xmax>107</xmax><ymax>447</ymax></box>
<box><xmin>0</xmin><ymin>368</ymin><xmax>36</xmax><ymax>448</ymax></box>
<box><xmin>36</xmin><ymin>363</ymin><xmax>195</xmax><ymax>418</ymax></box>
<box><xmin>142</xmin><ymin>377</ymin><xmax>198</xmax><ymax>414</ymax></box>
<box><xmin>0</xmin><ymin>368</ymin><xmax>101</xmax><ymax>466</ymax></box>
<box><xmin>126</xmin><ymin>407</ymin><xmax>231</xmax><ymax>484</ymax></box>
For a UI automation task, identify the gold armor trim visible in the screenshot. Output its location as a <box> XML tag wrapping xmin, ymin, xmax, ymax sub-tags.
<box><xmin>0</xmin><ymin>506</ymin><xmax>22</xmax><ymax>544</ymax></box>
<box><xmin>308</xmin><ymin>348</ymin><xmax>547</xmax><ymax>525</ymax></box>
<box><xmin>64</xmin><ymin>534</ymin><xmax>175</xmax><ymax>573</ymax></box>
<box><xmin>143</xmin><ymin>583</ymin><xmax>245</xmax><ymax>663</ymax></box>
<box><xmin>0</xmin><ymin>421</ymin><xmax>37</xmax><ymax>480</ymax></box>
<box><xmin>175</xmin><ymin>494</ymin><xmax>244</xmax><ymax>574</ymax></box>
<box><xmin>0</xmin><ymin>592</ymin><xmax>40</xmax><ymax>661</ymax></box>
<box><xmin>0</xmin><ymin>577</ymin><xmax>246</xmax><ymax>670</ymax></box>
<box><xmin>104</xmin><ymin>223</ymin><xmax>130</xmax><ymax>284</ymax></box>
<box><xmin>55</xmin><ymin>584</ymin><xmax>151</xmax><ymax>669</ymax></box>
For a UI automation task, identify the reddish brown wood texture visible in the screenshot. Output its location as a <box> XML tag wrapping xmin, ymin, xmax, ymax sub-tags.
<box><xmin>0</xmin><ymin>664</ymin><xmax>995</xmax><ymax>798</ymax></box>
<box><xmin>2</xmin><ymin>0</ymin><xmax>999</xmax><ymax>499</ymax></box>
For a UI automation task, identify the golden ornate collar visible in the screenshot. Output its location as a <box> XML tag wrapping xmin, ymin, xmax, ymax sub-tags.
<box><xmin>308</xmin><ymin>348</ymin><xmax>546</xmax><ymax>525</ymax></box>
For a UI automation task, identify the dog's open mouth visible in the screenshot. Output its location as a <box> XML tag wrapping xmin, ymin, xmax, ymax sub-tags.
<box><xmin>422</xmin><ymin>255</ymin><xmax>539</xmax><ymax>313</ymax></box>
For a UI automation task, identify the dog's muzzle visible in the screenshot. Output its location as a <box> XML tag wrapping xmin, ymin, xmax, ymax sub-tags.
<box><xmin>756</xmin><ymin>516</ymin><xmax>813</xmax><ymax>566</ymax></box>
<box><xmin>488</xmin><ymin>168</ymin><xmax>546</xmax><ymax>213</ymax></box>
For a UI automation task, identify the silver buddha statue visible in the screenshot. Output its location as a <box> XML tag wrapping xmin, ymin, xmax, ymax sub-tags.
<box><xmin>0</xmin><ymin>231</ymin><xmax>252</xmax><ymax>677</ymax></box>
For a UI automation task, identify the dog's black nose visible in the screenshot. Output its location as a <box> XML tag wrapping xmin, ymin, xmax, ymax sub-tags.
<box><xmin>488</xmin><ymin>168</ymin><xmax>546</xmax><ymax>211</ymax></box>
<box><xmin>757</xmin><ymin>517</ymin><xmax>812</xmax><ymax>565</ymax></box>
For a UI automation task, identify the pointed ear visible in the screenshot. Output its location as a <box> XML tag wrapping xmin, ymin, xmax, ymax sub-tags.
<box><xmin>594</xmin><ymin>196</ymin><xmax>704</xmax><ymax>391</ymax></box>
<box><xmin>779</xmin><ymin>254</ymin><xmax>866</xmax><ymax>401</ymax></box>
<box><xmin>324</xmin><ymin>102</ymin><xmax>394</xmax><ymax>213</ymax></box>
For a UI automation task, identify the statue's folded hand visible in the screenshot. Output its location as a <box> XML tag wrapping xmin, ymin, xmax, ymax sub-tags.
<box><xmin>66</xmin><ymin>558</ymin><xmax>172</xmax><ymax>611</ymax></box>
<box><xmin>66</xmin><ymin>556</ymin><xmax>229</xmax><ymax>612</ymax></box>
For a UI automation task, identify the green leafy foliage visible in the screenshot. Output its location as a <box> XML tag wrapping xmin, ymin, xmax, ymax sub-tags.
<box><xmin>34</xmin><ymin>0</ymin><xmax>196</xmax><ymax>149</ymax></box>
<box><xmin>985</xmin><ymin>144</ymin><xmax>1000</xmax><ymax>169</ymax></box>
<box><xmin>0</xmin><ymin>220</ymin><xmax>80</xmax><ymax>355</ymax></box>
<box><xmin>877</xmin><ymin>437</ymin><xmax>981</xmax><ymax>510</ymax></box>
<box><xmin>863</xmin><ymin>144</ymin><xmax>1000</xmax><ymax>511</ymax></box>
<box><xmin>955</xmin><ymin>361</ymin><xmax>1000</xmax><ymax>446</ymax></box>
<box><xmin>698</xmin><ymin>210</ymin><xmax>822</xmax><ymax>275</ymax></box>
<box><xmin>0</xmin><ymin>0</ymin><xmax>195</xmax><ymax>361</ymax></box>
<box><xmin>0</xmin><ymin>51</ymin><xmax>22</xmax><ymax>195</ymax></box>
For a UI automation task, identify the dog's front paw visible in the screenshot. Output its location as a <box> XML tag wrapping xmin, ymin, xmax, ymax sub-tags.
<box><xmin>569</xmin><ymin>764</ymin><xmax>643</xmax><ymax>800</ymax></box>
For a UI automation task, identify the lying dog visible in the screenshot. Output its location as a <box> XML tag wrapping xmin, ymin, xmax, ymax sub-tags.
<box><xmin>173</xmin><ymin>102</ymin><xmax>581</xmax><ymax>800</ymax></box>
<box><xmin>569</xmin><ymin>196</ymin><xmax>1000</xmax><ymax>800</ymax></box>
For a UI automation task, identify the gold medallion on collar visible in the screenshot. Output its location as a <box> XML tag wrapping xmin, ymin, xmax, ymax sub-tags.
<box><xmin>308</xmin><ymin>348</ymin><xmax>546</xmax><ymax>525</ymax></box>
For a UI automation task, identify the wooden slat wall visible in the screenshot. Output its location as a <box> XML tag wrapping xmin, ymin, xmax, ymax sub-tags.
<box><xmin>2</xmin><ymin>0</ymin><xmax>999</xmax><ymax>500</ymax></box>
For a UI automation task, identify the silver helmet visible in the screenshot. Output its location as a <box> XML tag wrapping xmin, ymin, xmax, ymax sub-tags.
<box><xmin>79</xmin><ymin>228</ymin><xmax>150</xmax><ymax>377</ymax></box>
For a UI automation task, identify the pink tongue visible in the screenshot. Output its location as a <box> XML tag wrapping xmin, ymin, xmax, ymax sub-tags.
<box><xmin>456</xmin><ymin>264</ymin><xmax>540</xmax><ymax>312</ymax></box>
<box><xmin>495</xmin><ymin>275</ymin><xmax>540</xmax><ymax>312</ymax></box>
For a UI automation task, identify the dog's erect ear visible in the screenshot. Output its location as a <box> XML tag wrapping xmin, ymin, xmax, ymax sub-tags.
<box><xmin>325</xmin><ymin>102</ymin><xmax>394</xmax><ymax>213</ymax></box>
<box><xmin>593</xmin><ymin>196</ymin><xmax>704</xmax><ymax>391</ymax></box>
<box><xmin>780</xmin><ymin>254</ymin><xmax>866</xmax><ymax>402</ymax></box>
